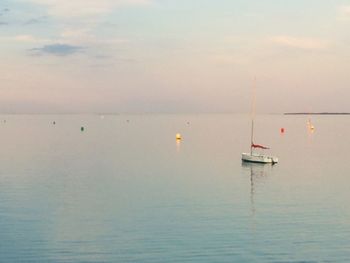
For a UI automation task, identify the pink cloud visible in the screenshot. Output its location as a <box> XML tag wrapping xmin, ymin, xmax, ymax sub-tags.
<box><xmin>268</xmin><ymin>35</ymin><xmax>329</xmax><ymax>50</ymax></box>
<box><xmin>338</xmin><ymin>5</ymin><xmax>350</xmax><ymax>21</ymax></box>
<box><xmin>25</xmin><ymin>0</ymin><xmax>152</xmax><ymax>18</ymax></box>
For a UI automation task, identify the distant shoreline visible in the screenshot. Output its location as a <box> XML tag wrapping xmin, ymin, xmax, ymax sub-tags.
<box><xmin>284</xmin><ymin>112</ymin><xmax>350</xmax><ymax>115</ymax></box>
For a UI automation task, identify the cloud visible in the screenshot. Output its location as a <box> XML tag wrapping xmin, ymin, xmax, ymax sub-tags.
<box><xmin>338</xmin><ymin>5</ymin><xmax>350</xmax><ymax>21</ymax></box>
<box><xmin>14</xmin><ymin>35</ymin><xmax>38</xmax><ymax>42</ymax></box>
<box><xmin>210</xmin><ymin>54</ymin><xmax>250</xmax><ymax>66</ymax></box>
<box><xmin>30</xmin><ymin>44</ymin><xmax>84</xmax><ymax>56</ymax></box>
<box><xmin>58</xmin><ymin>28</ymin><xmax>129</xmax><ymax>48</ymax></box>
<box><xmin>268</xmin><ymin>35</ymin><xmax>329</xmax><ymax>50</ymax></box>
<box><xmin>0</xmin><ymin>22</ymin><xmax>8</xmax><ymax>26</ymax></box>
<box><xmin>24</xmin><ymin>16</ymin><xmax>47</xmax><ymax>25</ymax></box>
<box><xmin>0</xmin><ymin>34</ymin><xmax>49</xmax><ymax>43</ymax></box>
<box><xmin>24</xmin><ymin>0</ymin><xmax>151</xmax><ymax>18</ymax></box>
<box><xmin>0</xmin><ymin>8</ymin><xmax>10</xmax><ymax>14</ymax></box>
<box><xmin>0</xmin><ymin>8</ymin><xmax>10</xmax><ymax>17</ymax></box>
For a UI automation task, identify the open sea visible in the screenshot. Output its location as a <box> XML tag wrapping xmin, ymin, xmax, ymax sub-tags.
<box><xmin>0</xmin><ymin>114</ymin><xmax>349</xmax><ymax>262</ymax></box>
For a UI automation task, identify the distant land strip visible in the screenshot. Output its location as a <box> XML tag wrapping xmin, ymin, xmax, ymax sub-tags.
<box><xmin>284</xmin><ymin>112</ymin><xmax>350</xmax><ymax>115</ymax></box>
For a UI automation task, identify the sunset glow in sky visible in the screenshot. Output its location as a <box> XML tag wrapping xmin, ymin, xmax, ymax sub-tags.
<box><xmin>1</xmin><ymin>0</ymin><xmax>349</xmax><ymax>113</ymax></box>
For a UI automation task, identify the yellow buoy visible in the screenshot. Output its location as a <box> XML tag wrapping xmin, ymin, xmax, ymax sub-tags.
<box><xmin>176</xmin><ymin>133</ymin><xmax>182</xmax><ymax>140</ymax></box>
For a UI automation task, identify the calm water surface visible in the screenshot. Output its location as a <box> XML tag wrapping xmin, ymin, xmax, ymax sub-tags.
<box><xmin>0</xmin><ymin>114</ymin><xmax>349</xmax><ymax>262</ymax></box>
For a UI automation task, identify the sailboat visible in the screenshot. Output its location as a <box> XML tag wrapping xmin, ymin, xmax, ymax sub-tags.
<box><xmin>241</xmin><ymin>79</ymin><xmax>278</xmax><ymax>164</ymax></box>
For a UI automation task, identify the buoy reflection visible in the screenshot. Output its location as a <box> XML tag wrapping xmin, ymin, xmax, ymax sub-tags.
<box><xmin>176</xmin><ymin>139</ymin><xmax>181</xmax><ymax>152</ymax></box>
<box><xmin>307</xmin><ymin>118</ymin><xmax>315</xmax><ymax>133</ymax></box>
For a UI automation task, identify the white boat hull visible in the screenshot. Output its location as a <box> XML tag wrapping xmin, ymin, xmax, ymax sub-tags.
<box><xmin>242</xmin><ymin>153</ymin><xmax>278</xmax><ymax>164</ymax></box>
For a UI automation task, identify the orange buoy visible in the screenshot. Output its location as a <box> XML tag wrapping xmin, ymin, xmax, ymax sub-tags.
<box><xmin>176</xmin><ymin>133</ymin><xmax>182</xmax><ymax>140</ymax></box>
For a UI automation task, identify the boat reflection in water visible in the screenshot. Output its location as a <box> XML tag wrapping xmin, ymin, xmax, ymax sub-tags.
<box><xmin>242</xmin><ymin>162</ymin><xmax>273</xmax><ymax>231</ymax></box>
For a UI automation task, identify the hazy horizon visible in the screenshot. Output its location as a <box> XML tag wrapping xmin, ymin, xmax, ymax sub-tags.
<box><xmin>1</xmin><ymin>0</ymin><xmax>349</xmax><ymax>113</ymax></box>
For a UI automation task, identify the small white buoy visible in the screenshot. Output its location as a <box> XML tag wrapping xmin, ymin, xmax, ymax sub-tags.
<box><xmin>176</xmin><ymin>133</ymin><xmax>182</xmax><ymax>140</ymax></box>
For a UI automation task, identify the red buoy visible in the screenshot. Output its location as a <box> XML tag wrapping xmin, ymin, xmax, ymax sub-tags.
<box><xmin>280</xmin><ymin>128</ymin><xmax>285</xmax><ymax>133</ymax></box>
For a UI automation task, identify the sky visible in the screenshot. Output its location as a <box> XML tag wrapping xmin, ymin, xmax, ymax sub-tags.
<box><xmin>0</xmin><ymin>0</ymin><xmax>349</xmax><ymax>113</ymax></box>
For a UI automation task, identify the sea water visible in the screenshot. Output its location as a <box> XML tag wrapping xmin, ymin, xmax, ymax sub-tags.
<box><xmin>0</xmin><ymin>114</ymin><xmax>349</xmax><ymax>262</ymax></box>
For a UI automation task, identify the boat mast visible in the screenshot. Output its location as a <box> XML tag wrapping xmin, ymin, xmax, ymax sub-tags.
<box><xmin>250</xmin><ymin>119</ymin><xmax>254</xmax><ymax>155</ymax></box>
<box><xmin>250</xmin><ymin>78</ymin><xmax>256</xmax><ymax>155</ymax></box>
